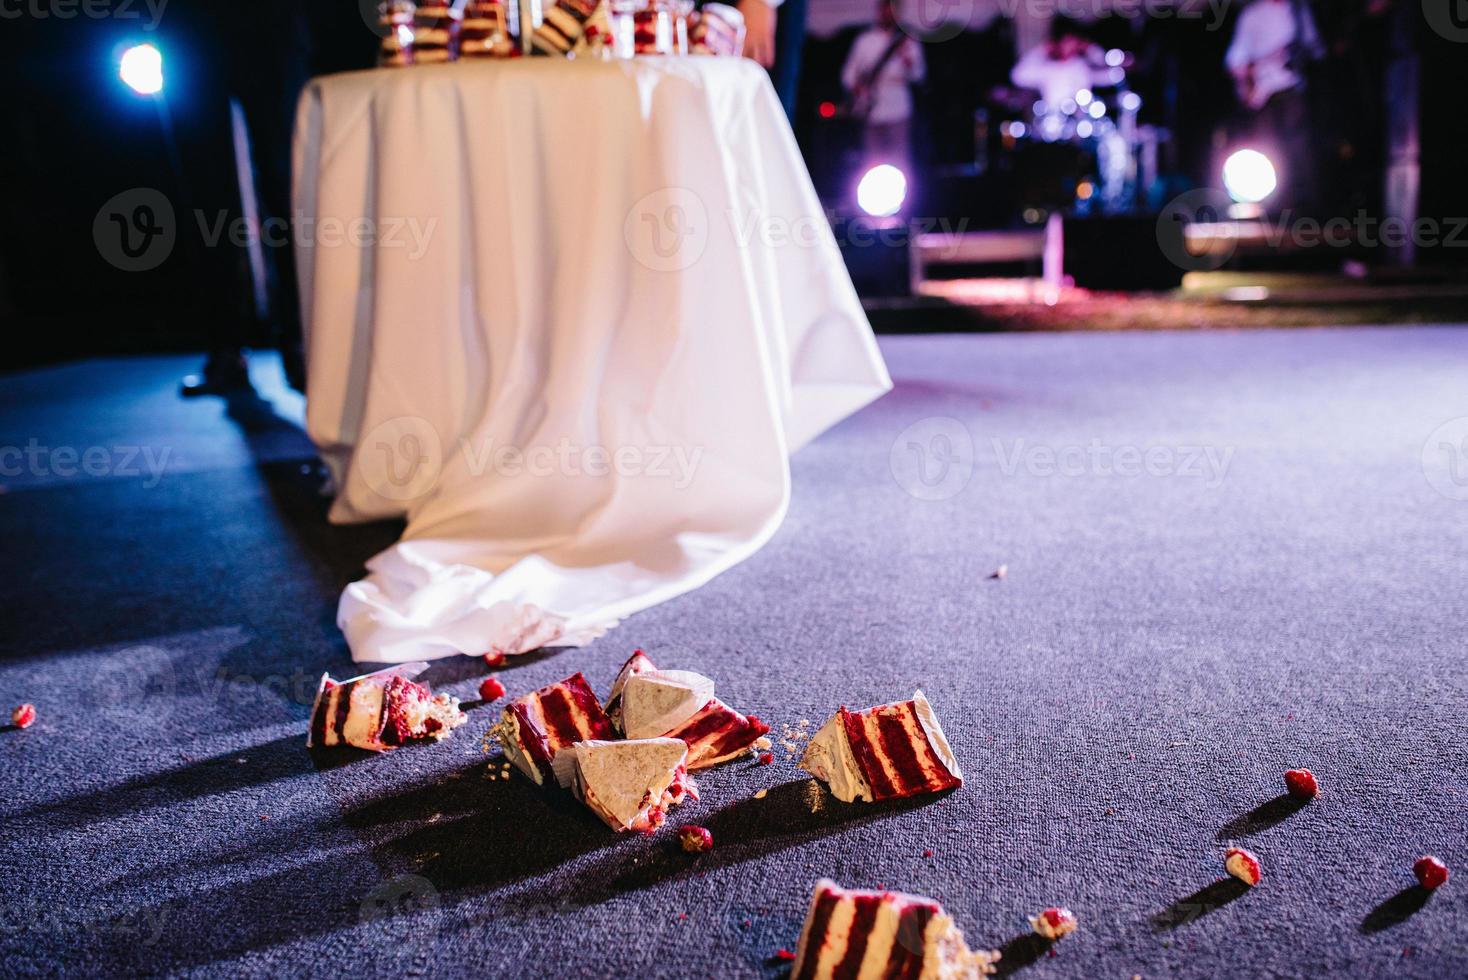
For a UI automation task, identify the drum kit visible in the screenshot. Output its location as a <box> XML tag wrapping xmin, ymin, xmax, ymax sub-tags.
<box><xmin>991</xmin><ymin>49</ymin><xmax>1166</xmax><ymax>215</ymax></box>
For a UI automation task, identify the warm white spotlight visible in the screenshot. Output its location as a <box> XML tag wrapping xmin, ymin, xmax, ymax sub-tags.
<box><xmin>857</xmin><ymin>164</ymin><xmax>907</xmax><ymax>218</ymax></box>
<box><xmin>120</xmin><ymin>43</ymin><xmax>164</xmax><ymax>96</ymax></box>
<box><xmin>1222</xmin><ymin>149</ymin><xmax>1277</xmax><ymax>204</ymax></box>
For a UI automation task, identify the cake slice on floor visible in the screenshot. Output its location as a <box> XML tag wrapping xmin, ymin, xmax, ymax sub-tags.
<box><xmin>604</xmin><ymin>650</ymin><xmax>769</xmax><ymax>768</ymax></box>
<box><xmin>604</xmin><ymin>649</ymin><xmax>657</xmax><ymax>732</ymax></box>
<box><xmin>565</xmin><ymin>738</ymin><xmax>698</xmax><ymax>833</ymax></box>
<box><xmin>792</xmin><ymin>879</ymin><xmax>998</xmax><ymax>979</ymax></box>
<box><xmin>661</xmin><ymin>697</ymin><xmax>770</xmax><ymax>769</ymax></box>
<box><xmin>307</xmin><ymin>663</ymin><xmax>465</xmax><ymax>752</ymax></box>
<box><xmin>620</xmin><ymin>669</ymin><xmax>716</xmax><ymax>740</ymax></box>
<box><xmin>801</xmin><ymin>691</ymin><xmax>961</xmax><ymax>803</ymax></box>
<box><xmin>495</xmin><ymin>672</ymin><xmax>614</xmax><ymax>786</ymax></box>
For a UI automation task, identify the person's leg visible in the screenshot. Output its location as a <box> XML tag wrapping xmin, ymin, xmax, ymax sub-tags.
<box><xmin>770</xmin><ymin>0</ymin><xmax>807</xmax><ymax>122</ymax></box>
<box><xmin>234</xmin><ymin>1</ymin><xmax>313</xmax><ymax>392</ymax></box>
<box><xmin>165</xmin><ymin>15</ymin><xmax>254</xmax><ymax>395</ymax></box>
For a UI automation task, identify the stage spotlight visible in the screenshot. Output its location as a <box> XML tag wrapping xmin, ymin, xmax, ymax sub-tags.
<box><xmin>856</xmin><ymin>164</ymin><xmax>907</xmax><ymax>217</ymax></box>
<box><xmin>119</xmin><ymin>43</ymin><xmax>163</xmax><ymax>95</ymax></box>
<box><xmin>1222</xmin><ymin>148</ymin><xmax>1277</xmax><ymax>204</ymax></box>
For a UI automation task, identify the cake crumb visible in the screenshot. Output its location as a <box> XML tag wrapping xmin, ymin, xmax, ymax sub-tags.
<box><xmin>753</xmin><ymin>788</ymin><xmax>768</xmax><ymax>800</ymax></box>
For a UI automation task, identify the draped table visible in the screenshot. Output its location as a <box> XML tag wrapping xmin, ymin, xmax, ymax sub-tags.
<box><xmin>294</xmin><ymin>57</ymin><xmax>890</xmax><ymax>663</ymax></box>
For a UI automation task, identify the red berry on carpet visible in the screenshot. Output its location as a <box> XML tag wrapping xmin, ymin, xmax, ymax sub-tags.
<box><xmin>1225</xmin><ymin>847</ymin><xmax>1262</xmax><ymax>886</ymax></box>
<box><xmin>678</xmin><ymin>825</ymin><xmax>713</xmax><ymax>854</ymax></box>
<box><xmin>1284</xmin><ymin>768</ymin><xmax>1319</xmax><ymax>799</ymax></box>
<box><xmin>773</xmin><ymin>949</ymin><xmax>796</xmax><ymax>962</ymax></box>
<box><xmin>758</xmin><ymin>751</ymin><xmax>773</xmax><ymax>765</ymax></box>
<box><xmin>1413</xmin><ymin>856</ymin><xmax>1449</xmax><ymax>890</ymax></box>
<box><xmin>11</xmin><ymin>704</ymin><xmax>35</xmax><ymax>729</ymax></box>
<box><xmin>483</xmin><ymin>652</ymin><xmax>507</xmax><ymax>667</ymax></box>
<box><xmin>478</xmin><ymin>676</ymin><xmax>506</xmax><ymax>702</ymax></box>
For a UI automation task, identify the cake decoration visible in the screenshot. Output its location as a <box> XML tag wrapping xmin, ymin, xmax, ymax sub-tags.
<box><xmin>307</xmin><ymin>663</ymin><xmax>465</xmax><ymax>751</ymax></box>
<box><xmin>800</xmin><ymin>691</ymin><xmax>962</xmax><ymax>803</ymax></box>
<box><xmin>494</xmin><ymin>671</ymin><xmax>614</xmax><ymax>786</ymax></box>
<box><xmin>565</xmin><ymin>737</ymin><xmax>697</xmax><ymax>832</ymax></box>
<box><xmin>791</xmin><ymin>879</ymin><xmax>999</xmax><ymax>979</ymax></box>
<box><xmin>1029</xmin><ymin>907</ymin><xmax>1077</xmax><ymax>941</ymax></box>
<box><xmin>678</xmin><ymin>825</ymin><xmax>713</xmax><ymax>853</ymax></box>
<box><xmin>1413</xmin><ymin>855</ymin><xmax>1449</xmax><ymax>890</ymax></box>
<box><xmin>1225</xmin><ymin>846</ymin><xmax>1262</xmax><ymax>886</ymax></box>
<box><xmin>479</xmin><ymin>675</ymin><xmax>507</xmax><ymax>702</ymax></box>
<box><xmin>1283</xmin><ymin>768</ymin><xmax>1319</xmax><ymax>800</ymax></box>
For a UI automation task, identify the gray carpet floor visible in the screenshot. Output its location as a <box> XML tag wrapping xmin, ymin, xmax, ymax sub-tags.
<box><xmin>2</xmin><ymin>326</ymin><xmax>1466</xmax><ymax>978</ymax></box>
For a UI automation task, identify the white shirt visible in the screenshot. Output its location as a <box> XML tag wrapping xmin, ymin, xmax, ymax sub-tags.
<box><xmin>841</xmin><ymin>28</ymin><xmax>925</xmax><ymax>124</ymax></box>
<box><xmin>1010</xmin><ymin>45</ymin><xmax>1108</xmax><ymax>108</ymax></box>
<box><xmin>1226</xmin><ymin>0</ymin><xmax>1321</xmax><ymax>108</ymax></box>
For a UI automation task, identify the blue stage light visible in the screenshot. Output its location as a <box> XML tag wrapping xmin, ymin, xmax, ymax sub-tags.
<box><xmin>119</xmin><ymin>43</ymin><xmax>164</xmax><ymax>96</ymax></box>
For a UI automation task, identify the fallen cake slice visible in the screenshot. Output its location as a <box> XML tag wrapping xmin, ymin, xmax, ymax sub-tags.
<box><xmin>566</xmin><ymin>738</ymin><xmax>698</xmax><ymax>833</ymax></box>
<box><xmin>605</xmin><ymin>649</ymin><xmax>657</xmax><ymax>733</ymax></box>
<box><xmin>495</xmin><ymin>672</ymin><xmax>614</xmax><ymax>786</ymax></box>
<box><xmin>307</xmin><ymin>664</ymin><xmax>465</xmax><ymax>752</ymax></box>
<box><xmin>663</xmin><ymin>697</ymin><xmax>770</xmax><ymax>769</ymax></box>
<box><xmin>605</xmin><ymin>650</ymin><xmax>769</xmax><ymax>768</ymax></box>
<box><xmin>621</xmin><ymin>669</ymin><xmax>716</xmax><ymax>740</ymax></box>
<box><xmin>801</xmin><ymin>691</ymin><xmax>962</xmax><ymax>803</ymax></box>
<box><xmin>792</xmin><ymin>880</ymin><xmax>999</xmax><ymax>979</ymax></box>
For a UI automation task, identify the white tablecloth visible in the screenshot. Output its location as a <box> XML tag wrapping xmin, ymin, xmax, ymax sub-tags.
<box><xmin>294</xmin><ymin>57</ymin><xmax>890</xmax><ymax>663</ymax></box>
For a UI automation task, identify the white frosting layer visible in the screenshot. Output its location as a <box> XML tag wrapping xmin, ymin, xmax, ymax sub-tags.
<box><xmin>912</xmin><ymin>689</ymin><xmax>962</xmax><ymax>783</ymax></box>
<box><xmin>800</xmin><ymin>714</ymin><xmax>873</xmax><ymax>803</ymax></box>
<box><xmin>622</xmin><ymin>669</ymin><xmax>715</xmax><ymax>739</ymax></box>
<box><xmin>570</xmin><ymin>738</ymin><xmax>688</xmax><ymax>831</ymax></box>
